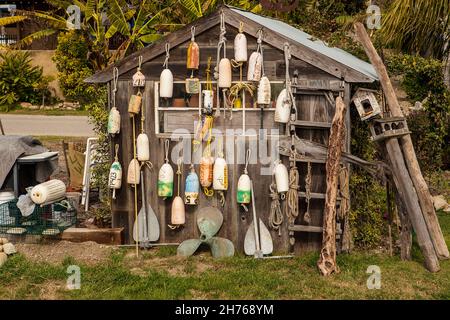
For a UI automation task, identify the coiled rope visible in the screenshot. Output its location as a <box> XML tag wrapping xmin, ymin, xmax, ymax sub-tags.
<box><xmin>269</xmin><ymin>180</ymin><xmax>284</xmax><ymax>236</ymax></box>
<box><xmin>287</xmin><ymin>151</ymin><xmax>299</xmax><ymax>246</ymax></box>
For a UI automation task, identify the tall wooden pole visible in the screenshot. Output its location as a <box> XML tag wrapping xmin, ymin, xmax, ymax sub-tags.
<box><xmin>354</xmin><ymin>22</ymin><xmax>448</xmax><ymax>260</ymax></box>
<box><xmin>318</xmin><ymin>96</ymin><xmax>346</xmax><ymax>276</ymax></box>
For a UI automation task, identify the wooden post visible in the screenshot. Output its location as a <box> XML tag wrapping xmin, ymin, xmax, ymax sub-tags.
<box><xmin>354</xmin><ymin>22</ymin><xmax>449</xmax><ymax>260</ymax></box>
<box><xmin>317</xmin><ymin>96</ymin><xmax>346</xmax><ymax>276</ymax></box>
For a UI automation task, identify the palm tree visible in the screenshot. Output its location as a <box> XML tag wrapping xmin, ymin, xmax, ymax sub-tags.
<box><xmin>381</xmin><ymin>0</ymin><xmax>449</xmax><ymax>60</ymax></box>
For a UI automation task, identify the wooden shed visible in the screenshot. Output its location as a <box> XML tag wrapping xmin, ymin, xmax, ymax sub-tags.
<box><xmin>86</xmin><ymin>6</ymin><xmax>378</xmax><ymax>254</ymax></box>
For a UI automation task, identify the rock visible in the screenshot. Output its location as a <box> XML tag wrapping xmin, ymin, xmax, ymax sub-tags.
<box><xmin>433</xmin><ymin>195</ymin><xmax>448</xmax><ymax>211</ymax></box>
<box><xmin>2</xmin><ymin>242</ymin><xmax>16</xmax><ymax>255</ymax></box>
<box><xmin>444</xmin><ymin>206</ymin><xmax>450</xmax><ymax>213</ymax></box>
<box><xmin>20</xmin><ymin>102</ymin><xmax>32</xmax><ymax>108</ymax></box>
<box><xmin>0</xmin><ymin>238</ymin><xmax>8</xmax><ymax>245</ymax></box>
<box><xmin>0</xmin><ymin>252</ymin><xmax>7</xmax><ymax>267</ymax></box>
<box><xmin>0</xmin><ymin>245</ymin><xmax>2</xmax><ymax>252</ymax></box>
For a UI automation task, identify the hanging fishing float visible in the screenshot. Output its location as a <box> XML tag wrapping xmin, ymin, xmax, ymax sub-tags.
<box><xmin>213</xmin><ymin>137</ymin><xmax>228</xmax><ymax>206</ymax></box>
<box><xmin>275</xmin><ymin>43</ymin><xmax>295</xmax><ymax>124</ymax></box>
<box><xmin>274</xmin><ymin>160</ymin><xmax>289</xmax><ymax>199</ymax></box>
<box><xmin>186</xmin><ymin>26</ymin><xmax>200</xmax><ymax>94</ymax></box>
<box><xmin>170</xmin><ymin>158</ymin><xmax>185</xmax><ymax>227</ymax></box>
<box><xmin>158</xmin><ymin>140</ymin><xmax>174</xmax><ymax>198</ymax></box>
<box><xmin>132</xmin><ymin>56</ymin><xmax>146</xmax><ymax>87</ymax></box>
<box><xmin>237</xmin><ymin>149</ymin><xmax>251</xmax><ymax>211</ymax></box>
<box><xmin>109</xmin><ymin>144</ymin><xmax>122</xmax><ymax>200</ymax></box>
<box><xmin>247</xmin><ymin>52</ymin><xmax>262</xmax><ymax>82</ymax></box>
<box><xmin>234</xmin><ymin>22</ymin><xmax>248</xmax><ymax>63</ymax></box>
<box><xmin>136</xmin><ymin>102</ymin><xmax>149</xmax><ymax>161</ymax></box>
<box><xmin>107</xmin><ymin>67</ymin><xmax>121</xmax><ymax>135</ymax></box>
<box><xmin>185</xmin><ymin>165</ymin><xmax>199</xmax><ymax>205</ymax></box>
<box><xmin>160</xmin><ymin>43</ymin><xmax>173</xmax><ymax>98</ymax></box>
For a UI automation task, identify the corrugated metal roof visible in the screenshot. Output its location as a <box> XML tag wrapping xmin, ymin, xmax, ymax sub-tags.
<box><xmin>231</xmin><ymin>8</ymin><xmax>378</xmax><ymax>82</ymax></box>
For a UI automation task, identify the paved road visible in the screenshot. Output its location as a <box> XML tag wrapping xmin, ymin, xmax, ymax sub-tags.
<box><xmin>0</xmin><ymin>114</ymin><xmax>95</xmax><ymax>137</ymax></box>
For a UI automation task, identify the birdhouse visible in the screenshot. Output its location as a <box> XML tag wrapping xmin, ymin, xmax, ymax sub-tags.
<box><xmin>369</xmin><ymin>117</ymin><xmax>410</xmax><ymax>142</ymax></box>
<box><xmin>352</xmin><ymin>88</ymin><xmax>381</xmax><ymax>121</ymax></box>
<box><xmin>132</xmin><ymin>70</ymin><xmax>146</xmax><ymax>87</ymax></box>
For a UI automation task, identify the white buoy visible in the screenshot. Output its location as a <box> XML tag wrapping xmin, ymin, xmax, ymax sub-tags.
<box><xmin>30</xmin><ymin>180</ymin><xmax>66</xmax><ymax>205</ymax></box>
<box><xmin>109</xmin><ymin>144</ymin><xmax>122</xmax><ymax>199</ymax></box>
<box><xmin>218</xmin><ymin>58</ymin><xmax>232</xmax><ymax>88</ymax></box>
<box><xmin>257</xmin><ymin>76</ymin><xmax>271</xmax><ymax>105</ymax></box>
<box><xmin>234</xmin><ymin>32</ymin><xmax>247</xmax><ymax>63</ymax></box>
<box><xmin>107</xmin><ymin>106</ymin><xmax>120</xmax><ymax>135</ymax></box>
<box><xmin>213</xmin><ymin>156</ymin><xmax>228</xmax><ymax>191</ymax></box>
<box><xmin>247</xmin><ymin>52</ymin><xmax>262</xmax><ymax>82</ymax></box>
<box><xmin>160</xmin><ymin>68</ymin><xmax>173</xmax><ymax>98</ymax></box>
<box><xmin>171</xmin><ymin>196</ymin><xmax>185</xmax><ymax>225</ymax></box>
<box><xmin>275</xmin><ymin>88</ymin><xmax>291</xmax><ymax>123</ymax></box>
<box><xmin>274</xmin><ymin>161</ymin><xmax>289</xmax><ymax>194</ymax></box>
<box><xmin>158</xmin><ymin>163</ymin><xmax>174</xmax><ymax>198</ymax></box>
<box><xmin>127</xmin><ymin>159</ymin><xmax>140</xmax><ymax>185</ymax></box>
<box><xmin>137</xmin><ymin>133</ymin><xmax>150</xmax><ymax>161</ymax></box>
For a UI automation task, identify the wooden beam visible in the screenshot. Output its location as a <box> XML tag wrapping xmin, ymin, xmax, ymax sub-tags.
<box><xmin>61</xmin><ymin>228</ymin><xmax>124</xmax><ymax>245</ymax></box>
<box><xmin>317</xmin><ymin>96</ymin><xmax>346</xmax><ymax>276</ymax></box>
<box><xmin>354</xmin><ymin>22</ymin><xmax>449</xmax><ymax>260</ymax></box>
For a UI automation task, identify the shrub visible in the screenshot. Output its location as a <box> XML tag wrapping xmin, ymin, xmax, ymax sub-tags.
<box><xmin>53</xmin><ymin>30</ymin><xmax>97</xmax><ymax>105</ymax></box>
<box><xmin>386</xmin><ymin>54</ymin><xmax>450</xmax><ymax>171</ymax></box>
<box><xmin>0</xmin><ymin>51</ymin><xmax>51</xmax><ymax>111</ymax></box>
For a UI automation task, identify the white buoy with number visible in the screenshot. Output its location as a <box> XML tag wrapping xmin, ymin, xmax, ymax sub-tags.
<box><xmin>275</xmin><ymin>88</ymin><xmax>291</xmax><ymax>123</ymax></box>
<box><xmin>274</xmin><ymin>160</ymin><xmax>289</xmax><ymax>195</ymax></box>
<box><xmin>30</xmin><ymin>180</ymin><xmax>66</xmax><ymax>205</ymax></box>
<box><xmin>213</xmin><ymin>148</ymin><xmax>228</xmax><ymax>191</ymax></box>
<box><xmin>109</xmin><ymin>144</ymin><xmax>122</xmax><ymax>199</ymax></box>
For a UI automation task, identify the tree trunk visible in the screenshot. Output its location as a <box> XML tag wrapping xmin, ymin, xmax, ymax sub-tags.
<box><xmin>354</xmin><ymin>22</ymin><xmax>449</xmax><ymax>261</ymax></box>
<box><xmin>317</xmin><ymin>96</ymin><xmax>346</xmax><ymax>276</ymax></box>
<box><xmin>393</xmin><ymin>186</ymin><xmax>412</xmax><ymax>261</ymax></box>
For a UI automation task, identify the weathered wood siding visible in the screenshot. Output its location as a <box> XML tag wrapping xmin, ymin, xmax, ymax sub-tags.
<box><xmin>110</xmin><ymin>24</ymin><xmax>350</xmax><ymax>253</ymax></box>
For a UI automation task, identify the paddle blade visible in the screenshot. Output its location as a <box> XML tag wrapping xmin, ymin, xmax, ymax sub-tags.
<box><xmin>197</xmin><ymin>207</ymin><xmax>223</xmax><ymax>239</ymax></box>
<box><xmin>244</xmin><ymin>219</ymin><xmax>273</xmax><ymax>256</ymax></box>
<box><xmin>177</xmin><ymin>239</ymin><xmax>202</xmax><ymax>257</ymax></box>
<box><xmin>208</xmin><ymin>237</ymin><xmax>235</xmax><ymax>258</ymax></box>
<box><xmin>146</xmin><ymin>205</ymin><xmax>160</xmax><ymax>242</ymax></box>
<box><xmin>258</xmin><ymin>219</ymin><xmax>273</xmax><ymax>255</ymax></box>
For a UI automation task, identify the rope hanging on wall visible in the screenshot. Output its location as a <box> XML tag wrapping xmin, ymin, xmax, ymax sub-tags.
<box><xmin>287</xmin><ymin>150</ymin><xmax>299</xmax><ymax>247</ymax></box>
<box><xmin>269</xmin><ymin>179</ymin><xmax>284</xmax><ymax>236</ymax></box>
<box><xmin>304</xmin><ymin>162</ymin><xmax>312</xmax><ymax>224</ymax></box>
<box><xmin>163</xmin><ymin>43</ymin><xmax>170</xmax><ymax>69</ymax></box>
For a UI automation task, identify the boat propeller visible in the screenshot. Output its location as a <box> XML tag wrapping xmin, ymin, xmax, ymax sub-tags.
<box><xmin>177</xmin><ymin>206</ymin><xmax>234</xmax><ymax>258</ymax></box>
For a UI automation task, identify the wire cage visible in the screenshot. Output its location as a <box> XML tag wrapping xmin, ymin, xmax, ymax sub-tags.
<box><xmin>0</xmin><ymin>198</ymin><xmax>77</xmax><ymax>236</ymax></box>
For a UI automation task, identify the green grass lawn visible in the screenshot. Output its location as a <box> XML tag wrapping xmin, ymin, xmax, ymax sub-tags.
<box><xmin>1</xmin><ymin>213</ymin><xmax>450</xmax><ymax>300</ymax></box>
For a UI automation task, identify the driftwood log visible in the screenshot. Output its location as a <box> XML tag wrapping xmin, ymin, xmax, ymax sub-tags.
<box><xmin>354</xmin><ymin>22</ymin><xmax>445</xmax><ymax>271</ymax></box>
<box><xmin>317</xmin><ymin>96</ymin><xmax>346</xmax><ymax>276</ymax></box>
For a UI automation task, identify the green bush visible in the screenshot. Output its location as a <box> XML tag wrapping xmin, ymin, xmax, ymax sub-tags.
<box><xmin>386</xmin><ymin>54</ymin><xmax>450</xmax><ymax>171</ymax></box>
<box><xmin>0</xmin><ymin>51</ymin><xmax>51</xmax><ymax>111</ymax></box>
<box><xmin>53</xmin><ymin>30</ymin><xmax>97</xmax><ymax>105</ymax></box>
<box><xmin>348</xmin><ymin>107</ymin><xmax>388</xmax><ymax>248</ymax></box>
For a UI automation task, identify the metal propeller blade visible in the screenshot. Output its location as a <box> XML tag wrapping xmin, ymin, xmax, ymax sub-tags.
<box><xmin>177</xmin><ymin>206</ymin><xmax>234</xmax><ymax>258</ymax></box>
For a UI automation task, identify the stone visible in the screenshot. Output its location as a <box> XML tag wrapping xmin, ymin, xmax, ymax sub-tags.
<box><xmin>0</xmin><ymin>245</ymin><xmax>2</xmax><ymax>252</ymax></box>
<box><xmin>0</xmin><ymin>252</ymin><xmax>7</xmax><ymax>267</ymax></box>
<box><xmin>0</xmin><ymin>238</ymin><xmax>8</xmax><ymax>245</ymax></box>
<box><xmin>433</xmin><ymin>195</ymin><xmax>448</xmax><ymax>211</ymax></box>
<box><xmin>2</xmin><ymin>242</ymin><xmax>16</xmax><ymax>255</ymax></box>
<box><xmin>20</xmin><ymin>102</ymin><xmax>32</xmax><ymax>108</ymax></box>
